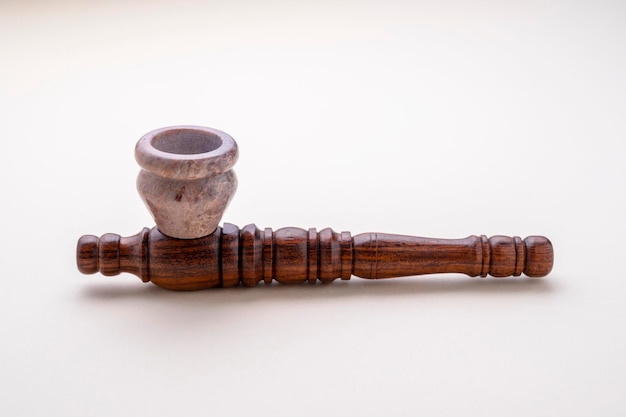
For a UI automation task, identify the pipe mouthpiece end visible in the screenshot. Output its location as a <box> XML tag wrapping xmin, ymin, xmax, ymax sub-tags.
<box><xmin>77</xmin><ymin>235</ymin><xmax>99</xmax><ymax>274</ymax></box>
<box><xmin>524</xmin><ymin>236</ymin><xmax>554</xmax><ymax>277</ymax></box>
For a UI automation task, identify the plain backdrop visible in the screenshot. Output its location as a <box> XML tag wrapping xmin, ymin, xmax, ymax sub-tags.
<box><xmin>1</xmin><ymin>1</ymin><xmax>625</xmax><ymax>416</ymax></box>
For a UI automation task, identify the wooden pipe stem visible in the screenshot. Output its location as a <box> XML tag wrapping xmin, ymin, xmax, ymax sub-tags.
<box><xmin>77</xmin><ymin>224</ymin><xmax>553</xmax><ymax>291</ymax></box>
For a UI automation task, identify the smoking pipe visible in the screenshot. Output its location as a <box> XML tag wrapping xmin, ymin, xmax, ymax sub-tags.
<box><xmin>76</xmin><ymin>126</ymin><xmax>553</xmax><ymax>290</ymax></box>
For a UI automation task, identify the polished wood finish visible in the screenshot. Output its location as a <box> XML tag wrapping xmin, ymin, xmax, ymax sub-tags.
<box><xmin>77</xmin><ymin>224</ymin><xmax>554</xmax><ymax>290</ymax></box>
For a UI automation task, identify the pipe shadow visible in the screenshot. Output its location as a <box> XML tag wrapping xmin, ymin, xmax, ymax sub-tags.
<box><xmin>81</xmin><ymin>275</ymin><xmax>557</xmax><ymax>305</ymax></box>
<box><xmin>77</xmin><ymin>276</ymin><xmax>559</xmax><ymax>338</ymax></box>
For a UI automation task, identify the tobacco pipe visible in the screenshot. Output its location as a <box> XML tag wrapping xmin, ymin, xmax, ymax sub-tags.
<box><xmin>76</xmin><ymin>126</ymin><xmax>553</xmax><ymax>290</ymax></box>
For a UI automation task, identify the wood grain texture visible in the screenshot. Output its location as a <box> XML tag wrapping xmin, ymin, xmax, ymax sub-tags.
<box><xmin>77</xmin><ymin>224</ymin><xmax>554</xmax><ymax>290</ymax></box>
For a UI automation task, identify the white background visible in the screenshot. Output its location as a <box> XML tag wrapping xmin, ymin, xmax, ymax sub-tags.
<box><xmin>1</xmin><ymin>1</ymin><xmax>625</xmax><ymax>416</ymax></box>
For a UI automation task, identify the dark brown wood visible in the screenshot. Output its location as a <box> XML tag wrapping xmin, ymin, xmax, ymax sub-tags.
<box><xmin>77</xmin><ymin>224</ymin><xmax>554</xmax><ymax>291</ymax></box>
<box><xmin>274</xmin><ymin>227</ymin><xmax>308</xmax><ymax>284</ymax></box>
<box><xmin>149</xmin><ymin>227</ymin><xmax>221</xmax><ymax>290</ymax></box>
<box><xmin>220</xmin><ymin>223</ymin><xmax>239</xmax><ymax>287</ymax></box>
<box><xmin>307</xmin><ymin>228</ymin><xmax>318</xmax><ymax>285</ymax></box>
<box><xmin>240</xmin><ymin>224</ymin><xmax>262</xmax><ymax>287</ymax></box>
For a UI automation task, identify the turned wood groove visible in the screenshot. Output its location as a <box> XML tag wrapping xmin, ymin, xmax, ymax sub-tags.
<box><xmin>77</xmin><ymin>223</ymin><xmax>554</xmax><ymax>291</ymax></box>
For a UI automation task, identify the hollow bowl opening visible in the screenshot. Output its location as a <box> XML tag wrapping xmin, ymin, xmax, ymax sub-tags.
<box><xmin>151</xmin><ymin>129</ymin><xmax>222</xmax><ymax>155</ymax></box>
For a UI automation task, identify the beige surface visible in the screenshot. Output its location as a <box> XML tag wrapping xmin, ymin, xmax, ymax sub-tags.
<box><xmin>1</xmin><ymin>1</ymin><xmax>625</xmax><ymax>416</ymax></box>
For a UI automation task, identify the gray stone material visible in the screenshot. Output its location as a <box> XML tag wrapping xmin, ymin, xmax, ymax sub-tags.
<box><xmin>135</xmin><ymin>126</ymin><xmax>238</xmax><ymax>239</ymax></box>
